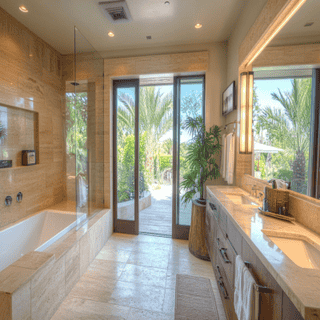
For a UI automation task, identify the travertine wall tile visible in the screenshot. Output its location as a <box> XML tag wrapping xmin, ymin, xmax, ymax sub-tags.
<box><xmin>0</xmin><ymin>8</ymin><xmax>66</xmax><ymax>229</ymax></box>
<box><xmin>30</xmin><ymin>256</ymin><xmax>66</xmax><ymax>320</ymax></box>
<box><xmin>65</xmin><ymin>242</ymin><xmax>80</xmax><ymax>295</ymax></box>
<box><xmin>79</xmin><ymin>232</ymin><xmax>91</xmax><ymax>277</ymax></box>
<box><xmin>12</xmin><ymin>281</ymin><xmax>31</xmax><ymax>320</ymax></box>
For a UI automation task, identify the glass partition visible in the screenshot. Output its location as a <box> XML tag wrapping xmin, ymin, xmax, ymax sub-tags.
<box><xmin>65</xmin><ymin>27</ymin><xmax>104</xmax><ymax>226</ymax></box>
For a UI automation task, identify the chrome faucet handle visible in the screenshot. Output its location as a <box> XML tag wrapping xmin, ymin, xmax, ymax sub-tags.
<box><xmin>258</xmin><ymin>191</ymin><xmax>265</xmax><ymax>201</ymax></box>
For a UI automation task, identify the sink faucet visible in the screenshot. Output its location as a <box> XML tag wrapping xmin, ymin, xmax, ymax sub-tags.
<box><xmin>251</xmin><ymin>185</ymin><xmax>259</xmax><ymax>197</ymax></box>
<box><xmin>257</xmin><ymin>191</ymin><xmax>264</xmax><ymax>201</ymax></box>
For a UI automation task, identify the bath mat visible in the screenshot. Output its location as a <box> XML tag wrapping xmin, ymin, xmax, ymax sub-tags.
<box><xmin>175</xmin><ymin>274</ymin><xmax>220</xmax><ymax>320</ymax></box>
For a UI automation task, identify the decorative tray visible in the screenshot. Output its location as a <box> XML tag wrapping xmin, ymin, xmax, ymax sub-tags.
<box><xmin>258</xmin><ymin>207</ymin><xmax>295</xmax><ymax>222</ymax></box>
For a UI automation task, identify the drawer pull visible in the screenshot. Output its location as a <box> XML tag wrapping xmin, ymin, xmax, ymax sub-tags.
<box><xmin>216</xmin><ymin>237</ymin><xmax>220</xmax><ymax>246</ymax></box>
<box><xmin>218</xmin><ymin>280</ymin><xmax>229</xmax><ymax>299</ymax></box>
<box><xmin>219</xmin><ymin>248</ymin><xmax>231</xmax><ymax>264</ymax></box>
<box><xmin>209</xmin><ymin>203</ymin><xmax>217</xmax><ymax>211</ymax></box>
<box><xmin>216</xmin><ymin>265</ymin><xmax>222</xmax><ymax>279</ymax></box>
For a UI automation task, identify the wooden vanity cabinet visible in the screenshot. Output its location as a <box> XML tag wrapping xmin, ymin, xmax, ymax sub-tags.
<box><xmin>242</xmin><ymin>237</ymin><xmax>283</xmax><ymax>320</ymax></box>
<box><xmin>205</xmin><ymin>194</ymin><xmax>305</xmax><ymax>320</ymax></box>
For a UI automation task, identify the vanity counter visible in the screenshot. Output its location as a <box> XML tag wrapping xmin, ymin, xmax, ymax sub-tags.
<box><xmin>206</xmin><ymin>185</ymin><xmax>320</xmax><ymax>319</ymax></box>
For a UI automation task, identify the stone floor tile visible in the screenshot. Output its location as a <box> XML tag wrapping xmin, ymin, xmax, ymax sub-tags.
<box><xmin>127</xmin><ymin>251</ymin><xmax>169</xmax><ymax>269</ymax></box>
<box><xmin>96</xmin><ymin>248</ymin><xmax>131</xmax><ymax>263</ymax></box>
<box><xmin>51</xmin><ymin>297</ymin><xmax>130</xmax><ymax>320</ymax></box>
<box><xmin>126</xmin><ymin>308</ymin><xmax>174</xmax><ymax>320</ymax></box>
<box><xmin>119</xmin><ymin>264</ymin><xmax>167</xmax><ymax>288</ymax></box>
<box><xmin>68</xmin><ymin>275</ymin><xmax>117</xmax><ymax>303</ymax></box>
<box><xmin>162</xmin><ymin>288</ymin><xmax>175</xmax><ymax>315</ymax></box>
<box><xmin>108</xmin><ymin>281</ymin><xmax>166</xmax><ymax>312</ymax></box>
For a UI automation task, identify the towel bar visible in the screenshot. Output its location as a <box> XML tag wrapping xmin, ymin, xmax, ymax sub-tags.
<box><xmin>244</xmin><ymin>261</ymin><xmax>273</xmax><ymax>294</ymax></box>
<box><xmin>244</xmin><ymin>261</ymin><xmax>273</xmax><ymax>320</ymax></box>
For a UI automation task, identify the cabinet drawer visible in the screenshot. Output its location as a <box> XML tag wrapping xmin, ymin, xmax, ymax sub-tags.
<box><xmin>226</xmin><ymin>219</ymin><xmax>242</xmax><ymax>256</ymax></box>
<box><xmin>242</xmin><ymin>238</ymin><xmax>283</xmax><ymax>320</ymax></box>
<box><xmin>214</xmin><ymin>254</ymin><xmax>237</xmax><ymax>320</ymax></box>
<box><xmin>219</xmin><ymin>206</ymin><xmax>228</xmax><ymax>234</ymax></box>
<box><xmin>217</xmin><ymin>227</ymin><xmax>236</xmax><ymax>289</ymax></box>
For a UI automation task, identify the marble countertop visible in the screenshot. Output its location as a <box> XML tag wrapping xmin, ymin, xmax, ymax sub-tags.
<box><xmin>206</xmin><ymin>185</ymin><xmax>320</xmax><ymax>319</ymax></box>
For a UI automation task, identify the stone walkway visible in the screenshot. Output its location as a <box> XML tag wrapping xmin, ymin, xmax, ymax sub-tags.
<box><xmin>139</xmin><ymin>185</ymin><xmax>192</xmax><ymax>236</ymax></box>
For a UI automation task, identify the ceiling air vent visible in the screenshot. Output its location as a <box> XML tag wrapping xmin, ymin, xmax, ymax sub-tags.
<box><xmin>99</xmin><ymin>1</ymin><xmax>132</xmax><ymax>24</ymax></box>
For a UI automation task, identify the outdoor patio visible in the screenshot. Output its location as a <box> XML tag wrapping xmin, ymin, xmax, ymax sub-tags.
<box><xmin>139</xmin><ymin>185</ymin><xmax>191</xmax><ymax>236</ymax></box>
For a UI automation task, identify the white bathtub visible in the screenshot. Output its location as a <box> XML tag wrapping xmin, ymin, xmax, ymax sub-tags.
<box><xmin>0</xmin><ymin>211</ymin><xmax>77</xmax><ymax>273</ymax></box>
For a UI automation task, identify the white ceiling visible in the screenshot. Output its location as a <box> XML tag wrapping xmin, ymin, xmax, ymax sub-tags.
<box><xmin>0</xmin><ymin>0</ymin><xmax>249</xmax><ymax>54</ymax></box>
<box><xmin>271</xmin><ymin>0</ymin><xmax>320</xmax><ymax>46</ymax></box>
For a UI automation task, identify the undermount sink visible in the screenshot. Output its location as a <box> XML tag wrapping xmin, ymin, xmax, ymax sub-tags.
<box><xmin>262</xmin><ymin>230</ymin><xmax>320</xmax><ymax>269</ymax></box>
<box><xmin>225</xmin><ymin>193</ymin><xmax>259</xmax><ymax>206</ymax></box>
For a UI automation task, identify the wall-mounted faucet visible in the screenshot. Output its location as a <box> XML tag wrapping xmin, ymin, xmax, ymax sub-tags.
<box><xmin>5</xmin><ymin>196</ymin><xmax>12</xmax><ymax>206</ymax></box>
<box><xmin>17</xmin><ymin>192</ymin><xmax>23</xmax><ymax>203</ymax></box>
<box><xmin>258</xmin><ymin>191</ymin><xmax>265</xmax><ymax>202</ymax></box>
<box><xmin>251</xmin><ymin>185</ymin><xmax>259</xmax><ymax>197</ymax></box>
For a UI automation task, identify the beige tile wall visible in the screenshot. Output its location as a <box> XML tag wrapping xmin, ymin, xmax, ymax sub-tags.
<box><xmin>0</xmin><ymin>7</ymin><xmax>66</xmax><ymax>228</ymax></box>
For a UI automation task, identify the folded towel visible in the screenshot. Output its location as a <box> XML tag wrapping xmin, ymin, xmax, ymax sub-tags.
<box><xmin>234</xmin><ymin>255</ymin><xmax>256</xmax><ymax>320</ymax></box>
<box><xmin>221</xmin><ymin>134</ymin><xmax>226</xmax><ymax>179</ymax></box>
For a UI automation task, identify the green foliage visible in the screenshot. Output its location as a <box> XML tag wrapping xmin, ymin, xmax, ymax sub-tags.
<box><xmin>180</xmin><ymin>116</ymin><xmax>221</xmax><ymax>203</ymax></box>
<box><xmin>66</xmin><ymin>92</ymin><xmax>88</xmax><ymax>175</ymax></box>
<box><xmin>160</xmin><ymin>154</ymin><xmax>172</xmax><ymax>171</ymax></box>
<box><xmin>254</xmin><ymin>79</ymin><xmax>311</xmax><ymax>194</ymax></box>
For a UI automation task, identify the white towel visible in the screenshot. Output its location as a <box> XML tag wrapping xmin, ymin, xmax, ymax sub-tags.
<box><xmin>226</xmin><ymin>133</ymin><xmax>235</xmax><ymax>184</ymax></box>
<box><xmin>234</xmin><ymin>255</ymin><xmax>256</xmax><ymax>320</ymax></box>
<box><xmin>221</xmin><ymin>134</ymin><xmax>226</xmax><ymax>179</ymax></box>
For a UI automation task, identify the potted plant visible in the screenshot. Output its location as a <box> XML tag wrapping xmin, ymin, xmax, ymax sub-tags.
<box><xmin>180</xmin><ymin>115</ymin><xmax>221</xmax><ymax>260</ymax></box>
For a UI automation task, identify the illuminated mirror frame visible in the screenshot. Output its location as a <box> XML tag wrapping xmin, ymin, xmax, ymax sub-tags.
<box><xmin>239</xmin><ymin>71</ymin><xmax>254</xmax><ymax>154</ymax></box>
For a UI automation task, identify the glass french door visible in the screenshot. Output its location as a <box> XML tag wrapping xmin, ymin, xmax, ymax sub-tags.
<box><xmin>172</xmin><ymin>75</ymin><xmax>205</xmax><ymax>239</ymax></box>
<box><xmin>113</xmin><ymin>79</ymin><xmax>140</xmax><ymax>234</ymax></box>
<box><xmin>113</xmin><ymin>75</ymin><xmax>205</xmax><ymax>239</ymax></box>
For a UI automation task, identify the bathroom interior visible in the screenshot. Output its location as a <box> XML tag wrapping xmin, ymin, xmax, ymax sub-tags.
<box><xmin>0</xmin><ymin>0</ymin><xmax>320</xmax><ymax>319</ymax></box>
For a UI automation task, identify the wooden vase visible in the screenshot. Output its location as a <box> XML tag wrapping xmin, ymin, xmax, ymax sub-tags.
<box><xmin>188</xmin><ymin>200</ymin><xmax>210</xmax><ymax>261</ymax></box>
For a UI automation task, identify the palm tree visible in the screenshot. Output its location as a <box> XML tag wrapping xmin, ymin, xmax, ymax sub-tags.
<box><xmin>256</xmin><ymin>78</ymin><xmax>311</xmax><ymax>193</ymax></box>
<box><xmin>118</xmin><ymin>86</ymin><xmax>173</xmax><ymax>182</ymax></box>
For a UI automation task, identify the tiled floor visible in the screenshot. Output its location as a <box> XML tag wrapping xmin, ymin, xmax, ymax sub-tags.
<box><xmin>52</xmin><ymin>233</ymin><xmax>227</xmax><ymax>320</ymax></box>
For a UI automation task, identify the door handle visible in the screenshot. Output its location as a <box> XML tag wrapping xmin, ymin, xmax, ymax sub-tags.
<box><xmin>219</xmin><ymin>248</ymin><xmax>231</xmax><ymax>264</ymax></box>
<box><xmin>216</xmin><ymin>265</ymin><xmax>222</xmax><ymax>279</ymax></box>
<box><xmin>218</xmin><ymin>280</ymin><xmax>229</xmax><ymax>299</ymax></box>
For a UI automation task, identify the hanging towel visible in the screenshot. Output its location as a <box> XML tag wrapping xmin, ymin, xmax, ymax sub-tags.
<box><xmin>234</xmin><ymin>255</ymin><xmax>256</xmax><ymax>320</ymax></box>
<box><xmin>221</xmin><ymin>134</ymin><xmax>226</xmax><ymax>179</ymax></box>
<box><xmin>226</xmin><ymin>133</ymin><xmax>235</xmax><ymax>184</ymax></box>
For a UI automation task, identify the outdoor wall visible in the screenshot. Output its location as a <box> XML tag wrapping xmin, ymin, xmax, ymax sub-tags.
<box><xmin>0</xmin><ymin>7</ymin><xmax>66</xmax><ymax>229</ymax></box>
<box><xmin>104</xmin><ymin>43</ymin><xmax>229</xmax><ymax>211</ymax></box>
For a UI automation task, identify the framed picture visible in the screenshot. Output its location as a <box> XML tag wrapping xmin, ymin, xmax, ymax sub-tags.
<box><xmin>222</xmin><ymin>81</ymin><xmax>236</xmax><ymax>116</ymax></box>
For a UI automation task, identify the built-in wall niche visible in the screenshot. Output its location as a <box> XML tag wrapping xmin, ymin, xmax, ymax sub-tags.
<box><xmin>0</xmin><ymin>104</ymin><xmax>39</xmax><ymax>168</ymax></box>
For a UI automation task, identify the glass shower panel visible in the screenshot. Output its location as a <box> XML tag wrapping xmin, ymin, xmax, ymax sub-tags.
<box><xmin>73</xmin><ymin>27</ymin><xmax>104</xmax><ymax>224</ymax></box>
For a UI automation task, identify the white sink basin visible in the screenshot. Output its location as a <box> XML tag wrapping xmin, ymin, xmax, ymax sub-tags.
<box><xmin>225</xmin><ymin>194</ymin><xmax>259</xmax><ymax>206</ymax></box>
<box><xmin>262</xmin><ymin>230</ymin><xmax>320</xmax><ymax>269</ymax></box>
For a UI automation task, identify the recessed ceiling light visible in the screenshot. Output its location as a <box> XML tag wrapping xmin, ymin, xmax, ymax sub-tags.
<box><xmin>304</xmin><ymin>22</ymin><xmax>314</xmax><ymax>27</ymax></box>
<box><xmin>19</xmin><ymin>5</ymin><xmax>28</xmax><ymax>13</ymax></box>
<box><xmin>164</xmin><ymin>1</ymin><xmax>170</xmax><ymax>5</ymax></box>
<box><xmin>146</xmin><ymin>36</ymin><xmax>152</xmax><ymax>40</ymax></box>
<box><xmin>108</xmin><ymin>31</ymin><xmax>115</xmax><ymax>37</ymax></box>
<box><xmin>195</xmin><ymin>23</ymin><xmax>202</xmax><ymax>29</ymax></box>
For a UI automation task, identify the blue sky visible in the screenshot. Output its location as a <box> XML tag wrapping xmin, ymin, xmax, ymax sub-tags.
<box><xmin>254</xmin><ymin>79</ymin><xmax>293</xmax><ymax>111</ymax></box>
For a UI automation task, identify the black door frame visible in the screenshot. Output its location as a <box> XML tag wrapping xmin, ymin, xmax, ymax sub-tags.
<box><xmin>113</xmin><ymin>79</ymin><xmax>140</xmax><ymax>235</ymax></box>
<box><xmin>113</xmin><ymin>75</ymin><xmax>205</xmax><ymax>239</ymax></box>
<box><xmin>172</xmin><ymin>75</ymin><xmax>206</xmax><ymax>239</ymax></box>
